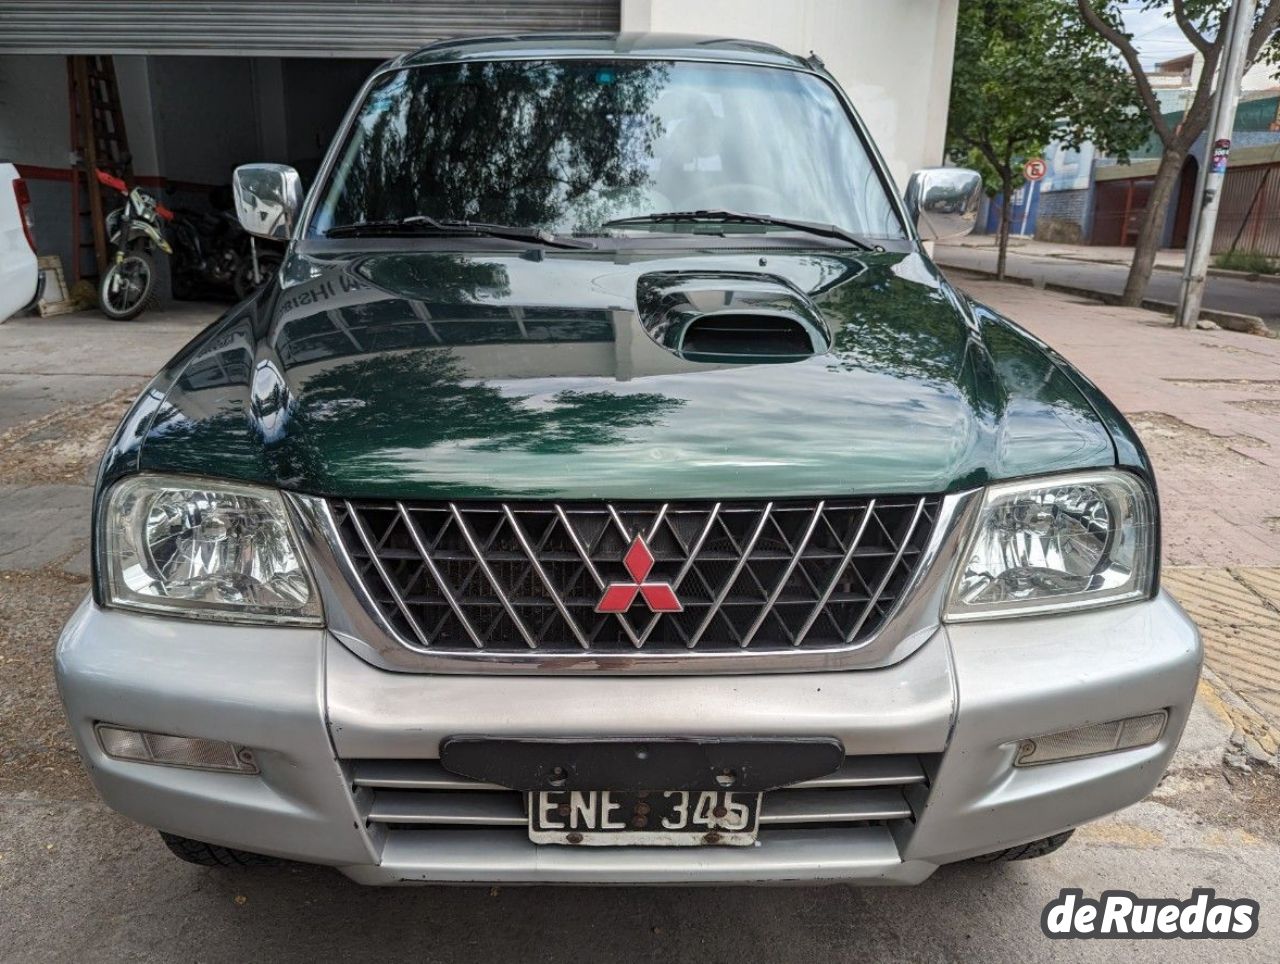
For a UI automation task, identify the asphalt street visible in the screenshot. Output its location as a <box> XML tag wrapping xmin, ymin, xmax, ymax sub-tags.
<box><xmin>936</xmin><ymin>245</ymin><xmax>1280</xmax><ymax>331</ymax></box>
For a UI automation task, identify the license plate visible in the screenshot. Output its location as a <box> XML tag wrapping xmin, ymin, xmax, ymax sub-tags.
<box><xmin>528</xmin><ymin>789</ymin><xmax>762</xmax><ymax>846</ymax></box>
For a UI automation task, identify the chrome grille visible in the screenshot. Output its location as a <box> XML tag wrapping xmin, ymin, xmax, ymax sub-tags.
<box><xmin>350</xmin><ymin>756</ymin><xmax>930</xmax><ymax>835</ymax></box>
<box><xmin>331</xmin><ymin>497</ymin><xmax>940</xmax><ymax>654</ymax></box>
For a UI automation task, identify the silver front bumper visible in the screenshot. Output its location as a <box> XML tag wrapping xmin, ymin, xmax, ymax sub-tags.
<box><xmin>55</xmin><ymin>591</ymin><xmax>1201</xmax><ymax>885</ymax></box>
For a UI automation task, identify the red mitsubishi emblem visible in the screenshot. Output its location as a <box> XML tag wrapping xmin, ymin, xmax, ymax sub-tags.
<box><xmin>595</xmin><ymin>535</ymin><xmax>683</xmax><ymax>614</ymax></box>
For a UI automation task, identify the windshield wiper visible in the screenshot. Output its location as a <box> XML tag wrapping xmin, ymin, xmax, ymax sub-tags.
<box><xmin>325</xmin><ymin>215</ymin><xmax>593</xmax><ymax>249</ymax></box>
<box><xmin>601</xmin><ymin>210</ymin><xmax>876</xmax><ymax>250</ymax></box>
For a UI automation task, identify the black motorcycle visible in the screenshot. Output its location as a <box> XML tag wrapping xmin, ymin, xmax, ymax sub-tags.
<box><xmin>170</xmin><ymin>188</ymin><xmax>282</xmax><ymax>302</ymax></box>
<box><xmin>98</xmin><ymin>174</ymin><xmax>282</xmax><ymax>320</ymax></box>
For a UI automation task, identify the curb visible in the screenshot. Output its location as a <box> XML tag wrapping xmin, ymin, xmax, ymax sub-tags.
<box><xmin>1138</xmin><ymin>297</ymin><xmax>1271</xmax><ymax>336</ymax></box>
<box><xmin>1156</xmin><ymin>262</ymin><xmax>1280</xmax><ymax>286</ymax></box>
<box><xmin>1043</xmin><ymin>254</ymin><xmax>1280</xmax><ymax>286</ymax></box>
<box><xmin>939</xmin><ymin>263</ymin><xmax>1273</xmax><ymax>337</ymax></box>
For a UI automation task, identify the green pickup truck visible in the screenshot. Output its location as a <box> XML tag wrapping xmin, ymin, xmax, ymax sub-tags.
<box><xmin>56</xmin><ymin>33</ymin><xmax>1200</xmax><ymax>886</ymax></box>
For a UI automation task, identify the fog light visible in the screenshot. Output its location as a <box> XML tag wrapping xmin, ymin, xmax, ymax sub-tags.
<box><xmin>96</xmin><ymin>724</ymin><xmax>258</xmax><ymax>773</ymax></box>
<box><xmin>1013</xmin><ymin>710</ymin><xmax>1168</xmax><ymax>767</ymax></box>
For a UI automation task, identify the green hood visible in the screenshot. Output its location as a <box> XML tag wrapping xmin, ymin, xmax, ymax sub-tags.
<box><xmin>128</xmin><ymin>247</ymin><xmax>1117</xmax><ymax>500</ymax></box>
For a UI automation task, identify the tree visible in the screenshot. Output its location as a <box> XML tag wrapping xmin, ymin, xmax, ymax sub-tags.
<box><xmin>947</xmin><ymin>0</ymin><xmax>1150</xmax><ymax>279</ymax></box>
<box><xmin>328</xmin><ymin>60</ymin><xmax>668</xmax><ymax>233</ymax></box>
<box><xmin>1075</xmin><ymin>0</ymin><xmax>1280</xmax><ymax>306</ymax></box>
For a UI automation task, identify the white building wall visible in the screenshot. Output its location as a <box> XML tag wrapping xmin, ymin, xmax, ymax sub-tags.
<box><xmin>1166</xmin><ymin>52</ymin><xmax>1279</xmax><ymax>107</ymax></box>
<box><xmin>1241</xmin><ymin>59</ymin><xmax>1280</xmax><ymax>93</ymax></box>
<box><xmin>620</xmin><ymin>0</ymin><xmax>960</xmax><ymax>187</ymax></box>
<box><xmin>0</xmin><ymin>54</ymin><xmax>158</xmax><ymax>175</ymax></box>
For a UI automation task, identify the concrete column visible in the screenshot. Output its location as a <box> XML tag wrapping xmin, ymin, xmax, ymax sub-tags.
<box><xmin>114</xmin><ymin>55</ymin><xmax>160</xmax><ymax>176</ymax></box>
<box><xmin>251</xmin><ymin>57</ymin><xmax>289</xmax><ymax>163</ymax></box>
<box><xmin>619</xmin><ymin>0</ymin><xmax>653</xmax><ymax>31</ymax></box>
<box><xmin>121</xmin><ymin>55</ymin><xmax>173</xmax><ymax>302</ymax></box>
<box><xmin>923</xmin><ymin>0</ymin><xmax>960</xmax><ymax>170</ymax></box>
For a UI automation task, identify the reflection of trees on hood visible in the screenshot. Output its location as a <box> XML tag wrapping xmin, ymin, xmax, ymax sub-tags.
<box><xmin>144</xmin><ymin>346</ymin><xmax>686</xmax><ymax>490</ymax></box>
<box><xmin>470</xmin><ymin>389</ymin><xmax>685</xmax><ymax>455</ymax></box>
<box><xmin>820</xmin><ymin>260</ymin><xmax>979</xmax><ymax>397</ymax></box>
<box><xmin>288</xmin><ymin>349</ymin><xmax>685</xmax><ymax>471</ymax></box>
<box><xmin>333</xmin><ymin>61</ymin><xmax>669</xmax><ymax>232</ymax></box>
<box><xmin>981</xmin><ymin>322</ymin><xmax>1093</xmax><ymax>419</ymax></box>
<box><xmin>815</xmin><ymin>258</ymin><xmax>1094</xmax><ymax>422</ymax></box>
<box><xmin>141</xmin><ymin>399</ymin><xmax>276</xmax><ymax>480</ymax></box>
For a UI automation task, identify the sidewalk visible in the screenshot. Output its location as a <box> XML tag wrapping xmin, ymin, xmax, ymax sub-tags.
<box><xmin>958</xmin><ymin>276</ymin><xmax>1280</xmax><ymax>750</ymax></box>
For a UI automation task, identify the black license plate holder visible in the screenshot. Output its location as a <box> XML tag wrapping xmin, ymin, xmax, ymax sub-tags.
<box><xmin>441</xmin><ymin>737</ymin><xmax>843</xmax><ymax>793</ymax></box>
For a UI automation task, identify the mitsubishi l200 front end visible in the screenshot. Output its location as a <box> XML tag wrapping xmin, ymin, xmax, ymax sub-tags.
<box><xmin>57</xmin><ymin>33</ymin><xmax>1201</xmax><ymax>885</ymax></box>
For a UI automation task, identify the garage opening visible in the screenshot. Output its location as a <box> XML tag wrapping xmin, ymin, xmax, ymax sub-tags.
<box><xmin>3</xmin><ymin>54</ymin><xmax>381</xmax><ymax>297</ymax></box>
<box><xmin>0</xmin><ymin>0</ymin><xmax>621</xmax><ymax>302</ymax></box>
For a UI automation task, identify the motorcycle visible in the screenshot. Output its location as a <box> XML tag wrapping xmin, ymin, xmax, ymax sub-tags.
<box><xmin>236</xmin><ymin>238</ymin><xmax>284</xmax><ymax>301</ymax></box>
<box><xmin>96</xmin><ymin>169</ymin><xmax>173</xmax><ymax>321</ymax></box>
<box><xmin>96</xmin><ymin>171</ymin><xmax>283</xmax><ymax>321</ymax></box>
<box><xmin>169</xmin><ymin>193</ymin><xmax>283</xmax><ymax>302</ymax></box>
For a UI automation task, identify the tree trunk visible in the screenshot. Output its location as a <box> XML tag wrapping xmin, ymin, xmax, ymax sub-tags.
<box><xmin>997</xmin><ymin>174</ymin><xmax>1014</xmax><ymax>280</ymax></box>
<box><xmin>1119</xmin><ymin>148</ymin><xmax>1185</xmax><ymax>306</ymax></box>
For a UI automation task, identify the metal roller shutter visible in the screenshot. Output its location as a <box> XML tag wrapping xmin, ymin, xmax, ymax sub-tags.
<box><xmin>0</xmin><ymin>0</ymin><xmax>621</xmax><ymax>58</ymax></box>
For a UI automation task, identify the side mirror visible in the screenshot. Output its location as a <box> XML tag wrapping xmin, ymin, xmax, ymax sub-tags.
<box><xmin>904</xmin><ymin>167</ymin><xmax>984</xmax><ymax>241</ymax></box>
<box><xmin>233</xmin><ymin>163</ymin><xmax>304</xmax><ymax>240</ymax></box>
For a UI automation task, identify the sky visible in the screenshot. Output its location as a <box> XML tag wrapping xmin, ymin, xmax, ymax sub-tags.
<box><xmin>1119</xmin><ymin>2</ymin><xmax>1200</xmax><ymax>68</ymax></box>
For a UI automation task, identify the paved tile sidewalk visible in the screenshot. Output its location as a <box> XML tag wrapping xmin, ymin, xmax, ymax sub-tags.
<box><xmin>1164</xmin><ymin>567</ymin><xmax>1280</xmax><ymax>759</ymax></box>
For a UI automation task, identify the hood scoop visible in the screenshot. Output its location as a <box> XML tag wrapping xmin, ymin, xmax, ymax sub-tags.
<box><xmin>636</xmin><ymin>271</ymin><xmax>830</xmax><ymax>364</ymax></box>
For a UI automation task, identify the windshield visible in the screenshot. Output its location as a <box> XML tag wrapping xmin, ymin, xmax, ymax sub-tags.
<box><xmin>309</xmin><ymin>59</ymin><xmax>905</xmax><ymax>241</ymax></box>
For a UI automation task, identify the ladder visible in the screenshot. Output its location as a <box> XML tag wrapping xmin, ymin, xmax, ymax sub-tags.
<box><xmin>67</xmin><ymin>54</ymin><xmax>132</xmax><ymax>281</ymax></box>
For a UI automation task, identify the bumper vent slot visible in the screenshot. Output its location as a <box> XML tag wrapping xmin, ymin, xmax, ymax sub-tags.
<box><xmin>368</xmin><ymin>791</ymin><xmax>526</xmax><ymax>827</ymax></box>
<box><xmin>331</xmin><ymin>496</ymin><xmax>940</xmax><ymax>655</ymax></box>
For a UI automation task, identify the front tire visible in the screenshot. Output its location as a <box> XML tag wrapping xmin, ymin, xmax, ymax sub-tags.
<box><xmin>969</xmin><ymin>830</ymin><xmax>1075</xmax><ymax>863</ymax></box>
<box><xmin>159</xmin><ymin>832</ymin><xmax>280</xmax><ymax>868</ymax></box>
<box><xmin>99</xmin><ymin>250</ymin><xmax>156</xmax><ymax>320</ymax></box>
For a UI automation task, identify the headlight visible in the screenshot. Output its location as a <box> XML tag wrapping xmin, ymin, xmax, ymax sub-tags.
<box><xmin>945</xmin><ymin>470</ymin><xmax>1155</xmax><ymax>620</ymax></box>
<box><xmin>102</xmin><ymin>474</ymin><xmax>321</xmax><ymax>625</ymax></box>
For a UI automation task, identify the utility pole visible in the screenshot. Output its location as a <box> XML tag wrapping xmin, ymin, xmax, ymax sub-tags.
<box><xmin>1174</xmin><ymin>0</ymin><xmax>1257</xmax><ymax>328</ymax></box>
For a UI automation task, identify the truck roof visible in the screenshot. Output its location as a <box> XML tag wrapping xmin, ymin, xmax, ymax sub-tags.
<box><xmin>395</xmin><ymin>32</ymin><xmax>813</xmax><ymax>71</ymax></box>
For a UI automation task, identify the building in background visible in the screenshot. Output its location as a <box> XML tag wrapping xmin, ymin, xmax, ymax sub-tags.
<box><xmin>1025</xmin><ymin>51</ymin><xmax>1280</xmax><ymax>255</ymax></box>
<box><xmin>0</xmin><ymin>0</ymin><xmax>959</xmax><ymax>287</ymax></box>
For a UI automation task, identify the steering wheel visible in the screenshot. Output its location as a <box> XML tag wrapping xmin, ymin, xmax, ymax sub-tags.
<box><xmin>679</xmin><ymin>183</ymin><xmax>788</xmax><ymax>213</ymax></box>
